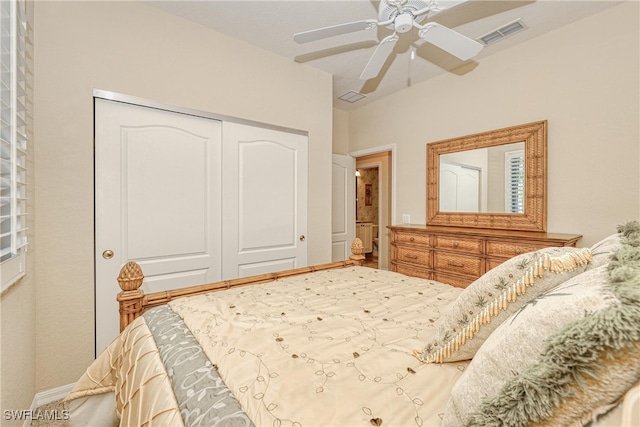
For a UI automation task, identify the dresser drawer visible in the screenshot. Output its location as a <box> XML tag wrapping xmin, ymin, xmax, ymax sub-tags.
<box><xmin>396</xmin><ymin>247</ymin><xmax>431</xmax><ymax>267</ymax></box>
<box><xmin>434</xmin><ymin>272</ymin><xmax>475</xmax><ymax>289</ymax></box>
<box><xmin>434</xmin><ymin>252</ymin><xmax>482</xmax><ymax>277</ymax></box>
<box><xmin>486</xmin><ymin>240</ymin><xmax>548</xmax><ymax>258</ymax></box>
<box><xmin>434</xmin><ymin>235</ymin><xmax>483</xmax><ymax>254</ymax></box>
<box><xmin>394</xmin><ymin>231</ymin><xmax>430</xmax><ymax>247</ymax></box>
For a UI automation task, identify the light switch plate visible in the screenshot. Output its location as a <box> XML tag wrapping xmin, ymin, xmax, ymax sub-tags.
<box><xmin>402</xmin><ymin>214</ymin><xmax>411</xmax><ymax>224</ymax></box>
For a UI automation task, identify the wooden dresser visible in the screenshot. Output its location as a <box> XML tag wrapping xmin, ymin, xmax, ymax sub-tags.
<box><xmin>389</xmin><ymin>225</ymin><xmax>582</xmax><ymax>288</ymax></box>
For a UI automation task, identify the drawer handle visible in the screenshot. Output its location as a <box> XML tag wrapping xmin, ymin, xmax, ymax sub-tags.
<box><xmin>409</xmin><ymin>237</ymin><xmax>415</xmax><ymax>242</ymax></box>
<box><xmin>447</xmin><ymin>262</ymin><xmax>465</xmax><ymax>268</ymax></box>
<box><xmin>514</xmin><ymin>248</ymin><xmax>522</xmax><ymax>255</ymax></box>
<box><xmin>453</xmin><ymin>242</ymin><xmax>459</xmax><ymax>248</ymax></box>
<box><xmin>405</xmin><ymin>254</ymin><xmax>418</xmax><ymax>260</ymax></box>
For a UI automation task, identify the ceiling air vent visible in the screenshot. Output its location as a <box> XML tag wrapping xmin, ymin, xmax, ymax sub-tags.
<box><xmin>338</xmin><ymin>91</ymin><xmax>366</xmax><ymax>103</ymax></box>
<box><xmin>478</xmin><ymin>19</ymin><xmax>527</xmax><ymax>46</ymax></box>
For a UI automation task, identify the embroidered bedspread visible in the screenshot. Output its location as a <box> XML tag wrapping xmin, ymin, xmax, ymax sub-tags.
<box><xmin>67</xmin><ymin>266</ymin><xmax>469</xmax><ymax>426</ymax></box>
<box><xmin>66</xmin><ymin>305</ymin><xmax>252</xmax><ymax>427</ymax></box>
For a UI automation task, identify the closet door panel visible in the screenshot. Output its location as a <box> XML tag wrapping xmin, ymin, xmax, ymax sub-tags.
<box><xmin>95</xmin><ymin>99</ymin><xmax>222</xmax><ymax>354</ymax></box>
<box><xmin>125</xmin><ymin>128</ymin><xmax>208</xmax><ymax>258</ymax></box>
<box><xmin>239</xmin><ymin>140</ymin><xmax>296</xmax><ymax>249</ymax></box>
<box><xmin>222</xmin><ymin>122</ymin><xmax>308</xmax><ymax>279</ymax></box>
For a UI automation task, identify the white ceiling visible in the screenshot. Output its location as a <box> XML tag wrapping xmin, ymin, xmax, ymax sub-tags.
<box><xmin>144</xmin><ymin>1</ymin><xmax>622</xmax><ymax>110</ymax></box>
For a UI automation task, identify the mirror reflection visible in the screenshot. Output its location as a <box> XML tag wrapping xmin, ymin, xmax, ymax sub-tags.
<box><xmin>439</xmin><ymin>142</ymin><xmax>525</xmax><ymax>213</ymax></box>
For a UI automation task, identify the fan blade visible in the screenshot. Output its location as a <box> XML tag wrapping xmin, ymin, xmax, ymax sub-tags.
<box><xmin>360</xmin><ymin>34</ymin><xmax>399</xmax><ymax>80</ymax></box>
<box><xmin>294</xmin><ymin>19</ymin><xmax>378</xmax><ymax>44</ymax></box>
<box><xmin>418</xmin><ymin>22</ymin><xmax>483</xmax><ymax>60</ymax></box>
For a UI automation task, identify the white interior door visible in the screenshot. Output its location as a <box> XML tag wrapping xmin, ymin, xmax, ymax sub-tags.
<box><xmin>331</xmin><ymin>154</ymin><xmax>355</xmax><ymax>262</ymax></box>
<box><xmin>440</xmin><ymin>161</ymin><xmax>480</xmax><ymax>212</ymax></box>
<box><xmin>95</xmin><ymin>99</ymin><xmax>222</xmax><ymax>354</ymax></box>
<box><xmin>222</xmin><ymin>122</ymin><xmax>307</xmax><ymax>279</ymax></box>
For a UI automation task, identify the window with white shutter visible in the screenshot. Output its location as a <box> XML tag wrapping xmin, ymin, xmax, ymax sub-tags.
<box><xmin>505</xmin><ymin>150</ymin><xmax>525</xmax><ymax>214</ymax></box>
<box><xmin>1</xmin><ymin>0</ymin><xmax>30</xmax><ymax>291</ymax></box>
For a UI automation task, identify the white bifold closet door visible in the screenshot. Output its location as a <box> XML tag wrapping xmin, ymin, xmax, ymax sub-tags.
<box><xmin>95</xmin><ymin>99</ymin><xmax>308</xmax><ymax>355</ymax></box>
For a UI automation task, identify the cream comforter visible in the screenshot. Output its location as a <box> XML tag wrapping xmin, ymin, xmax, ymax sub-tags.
<box><xmin>67</xmin><ymin>266</ymin><xmax>469</xmax><ymax>426</ymax></box>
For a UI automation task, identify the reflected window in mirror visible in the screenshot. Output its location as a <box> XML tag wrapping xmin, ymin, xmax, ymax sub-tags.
<box><xmin>505</xmin><ymin>148</ymin><xmax>525</xmax><ymax>213</ymax></box>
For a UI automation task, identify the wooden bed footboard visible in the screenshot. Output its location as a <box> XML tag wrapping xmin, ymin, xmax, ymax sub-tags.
<box><xmin>116</xmin><ymin>238</ymin><xmax>367</xmax><ymax>332</ymax></box>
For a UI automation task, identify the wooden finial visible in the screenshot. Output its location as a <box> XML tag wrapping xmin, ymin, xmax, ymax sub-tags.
<box><xmin>116</xmin><ymin>261</ymin><xmax>145</xmax><ymax>332</ymax></box>
<box><xmin>349</xmin><ymin>238</ymin><xmax>366</xmax><ymax>265</ymax></box>
<box><xmin>117</xmin><ymin>261</ymin><xmax>144</xmax><ymax>291</ymax></box>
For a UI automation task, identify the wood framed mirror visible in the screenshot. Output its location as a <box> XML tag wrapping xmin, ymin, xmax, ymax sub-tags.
<box><xmin>427</xmin><ymin>120</ymin><xmax>547</xmax><ymax>232</ymax></box>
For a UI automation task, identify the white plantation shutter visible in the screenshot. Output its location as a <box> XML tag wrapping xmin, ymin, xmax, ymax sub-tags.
<box><xmin>1</xmin><ymin>0</ymin><xmax>30</xmax><ymax>291</ymax></box>
<box><xmin>505</xmin><ymin>150</ymin><xmax>525</xmax><ymax>214</ymax></box>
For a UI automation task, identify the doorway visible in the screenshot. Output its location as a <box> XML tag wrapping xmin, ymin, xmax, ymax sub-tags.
<box><xmin>351</xmin><ymin>147</ymin><xmax>394</xmax><ymax>270</ymax></box>
<box><xmin>356</xmin><ymin>166</ymin><xmax>380</xmax><ymax>268</ymax></box>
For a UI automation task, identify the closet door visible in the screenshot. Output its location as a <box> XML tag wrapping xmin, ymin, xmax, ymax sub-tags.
<box><xmin>95</xmin><ymin>99</ymin><xmax>222</xmax><ymax>354</ymax></box>
<box><xmin>222</xmin><ymin>122</ymin><xmax>308</xmax><ymax>279</ymax></box>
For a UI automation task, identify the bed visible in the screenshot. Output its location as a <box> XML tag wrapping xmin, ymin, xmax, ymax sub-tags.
<box><xmin>66</xmin><ymin>224</ymin><xmax>640</xmax><ymax>427</ymax></box>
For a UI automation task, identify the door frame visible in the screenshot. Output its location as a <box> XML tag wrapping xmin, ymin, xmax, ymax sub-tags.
<box><xmin>94</xmin><ymin>89</ymin><xmax>308</xmax><ymax>136</ymax></box>
<box><xmin>350</xmin><ymin>144</ymin><xmax>396</xmax><ymax>225</ymax></box>
<box><xmin>349</xmin><ymin>144</ymin><xmax>396</xmax><ymax>269</ymax></box>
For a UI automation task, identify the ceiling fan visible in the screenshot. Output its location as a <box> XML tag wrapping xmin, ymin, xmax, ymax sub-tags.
<box><xmin>293</xmin><ymin>0</ymin><xmax>483</xmax><ymax>80</ymax></box>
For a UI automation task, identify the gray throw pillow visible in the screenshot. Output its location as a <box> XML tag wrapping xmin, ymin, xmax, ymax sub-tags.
<box><xmin>444</xmin><ymin>264</ymin><xmax>640</xmax><ymax>427</ymax></box>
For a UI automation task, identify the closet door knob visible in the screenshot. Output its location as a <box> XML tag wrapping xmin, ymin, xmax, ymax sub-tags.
<box><xmin>299</xmin><ymin>235</ymin><xmax>306</xmax><ymax>242</ymax></box>
<box><xmin>102</xmin><ymin>250</ymin><xmax>114</xmax><ymax>259</ymax></box>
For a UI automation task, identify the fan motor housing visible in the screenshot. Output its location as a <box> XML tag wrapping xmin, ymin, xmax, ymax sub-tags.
<box><xmin>379</xmin><ymin>0</ymin><xmax>431</xmax><ymax>29</ymax></box>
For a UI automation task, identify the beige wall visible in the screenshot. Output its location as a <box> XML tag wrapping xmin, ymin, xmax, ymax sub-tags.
<box><xmin>347</xmin><ymin>2</ymin><xmax>639</xmax><ymax>246</ymax></box>
<box><xmin>31</xmin><ymin>1</ymin><xmax>333</xmax><ymax>393</ymax></box>
<box><xmin>1</xmin><ymin>270</ymin><xmax>36</xmax><ymax>425</ymax></box>
<box><xmin>332</xmin><ymin>108</ymin><xmax>350</xmax><ymax>155</ymax></box>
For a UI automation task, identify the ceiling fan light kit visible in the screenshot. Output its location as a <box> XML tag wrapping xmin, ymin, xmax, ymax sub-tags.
<box><xmin>393</xmin><ymin>13</ymin><xmax>414</xmax><ymax>33</ymax></box>
<box><xmin>293</xmin><ymin>0</ymin><xmax>483</xmax><ymax>81</ymax></box>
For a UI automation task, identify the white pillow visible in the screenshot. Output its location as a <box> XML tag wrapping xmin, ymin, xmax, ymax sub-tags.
<box><xmin>419</xmin><ymin>247</ymin><xmax>592</xmax><ymax>363</ymax></box>
<box><xmin>590</xmin><ymin>232</ymin><xmax>622</xmax><ymax>268</ymax></box>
